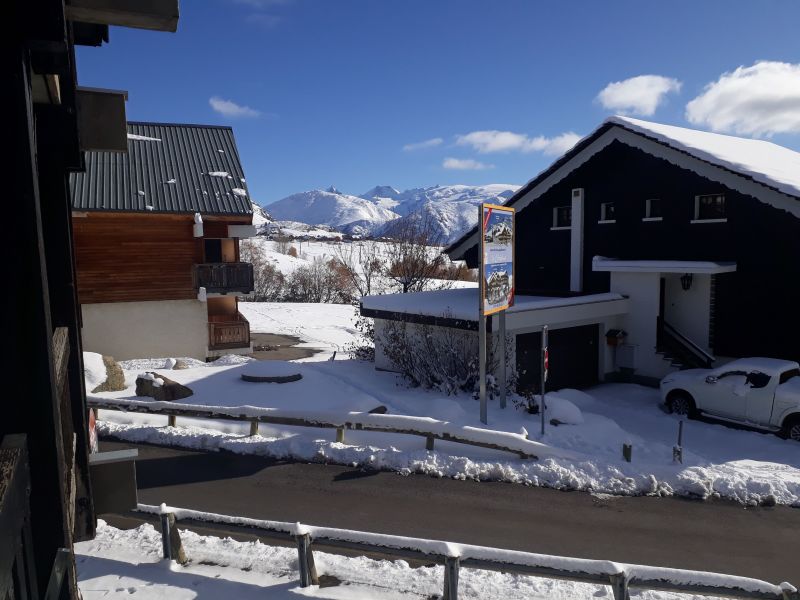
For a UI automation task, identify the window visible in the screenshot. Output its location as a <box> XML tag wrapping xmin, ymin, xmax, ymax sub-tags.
<box><xmin>644</xmin><ymin>198</ymin><xmax>662</xmax><ymax>221</ymax></box>
<box><xmin>780</xmin><ymin>369</ymin><xmax>800</xmax><ymax>385</ymax></box>
<box><xmin>552</xmin><ymin>205</ymin><xmax>572</xmax><ymax>229</ymax></box>
<box><xmin>599</xmin><ymin>202</ymin><xmax>616</xmax><ymax>223</ymax></box>
<box><xmin>693</xmin><ymin>194</ymin><xmax>727</xmax><ymax>222</ymax></box>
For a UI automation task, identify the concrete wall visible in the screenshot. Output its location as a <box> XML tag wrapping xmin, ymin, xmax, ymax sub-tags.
<box><xmin>82</xmin><ymin>299</ymin><xmax>209</xmax><ymax>360</ymax></box>
<box><xmin>663</xmin><ymin>273</ymin><xmax>711</xmax><ymax>353</ymax></box>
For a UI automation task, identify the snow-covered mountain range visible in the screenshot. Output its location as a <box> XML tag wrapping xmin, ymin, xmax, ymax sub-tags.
<box><xmin>265</xmin><ymin>183</ymin><xmax>519</xmax><ymax>243</ymax></box>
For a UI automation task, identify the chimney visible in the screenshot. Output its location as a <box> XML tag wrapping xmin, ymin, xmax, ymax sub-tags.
<box><xmin>570</xmin><ymin>188</ymin><xmax>584</xmax><ymax>292</ymax></box>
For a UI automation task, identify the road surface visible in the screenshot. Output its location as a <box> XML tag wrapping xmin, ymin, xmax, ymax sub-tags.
<box><xmin>101</xmin><ymin>440</ymin><xmax>799</xmax><ymax>582</ymax></box>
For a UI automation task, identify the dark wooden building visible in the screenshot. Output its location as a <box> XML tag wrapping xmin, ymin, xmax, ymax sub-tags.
<box><xmin>3</xmin><ymin>1</ymin><xmax>176</xmax><ymax>598</ymax></box>
<box><xmin>446</xmin><ymin>116</ymin><xmax>800</xmax><ymax>386</ymax></box>
<box><xmin>69</xmin><ymin>122</ymin><xmax>257</xmax><ymax>361</ymax></box>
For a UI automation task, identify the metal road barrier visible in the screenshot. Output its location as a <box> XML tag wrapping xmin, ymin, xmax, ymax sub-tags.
<box><xmin>86</xmin><ymin>396</ymin><xmax>558</xmax><ymax>460</ymax></box>
<box><xmin>136</xmin><ymin>503</ymin><xmax>797</xmax><ymax>600</ymax></box>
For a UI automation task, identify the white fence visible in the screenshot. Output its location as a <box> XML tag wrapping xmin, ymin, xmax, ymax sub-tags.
<box><xmin>138</xmin><ymin>503</ymin><xmax>796</xmax><ymax>600</ymax></box>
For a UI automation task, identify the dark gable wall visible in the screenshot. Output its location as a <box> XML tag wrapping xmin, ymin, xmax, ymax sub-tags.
<box><xmin>461</xmin><ymin>139</ymin><xmax>800</xmax><ymax>362</ymax></box>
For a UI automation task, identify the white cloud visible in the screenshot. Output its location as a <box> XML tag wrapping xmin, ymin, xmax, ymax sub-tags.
<box><xmin>686</xmin><ymin>61</ymin><xmax>800</xmax><ymax>137</ymax></box>
<box><xmin>442</xmin><ymin>157</ymin><xmax>493</xmax><ymax>170</ymax></box>
<box><xmin>596</xmin><ymin>75</ymin><xmax>682</xmax><ymax>116</ymax></box>
<box><xmin>455</xmin><ymin>130</ymin><xmax>581</xmax><ymax>156</ymax></box>
<box><xmin>245</xmin><ymin>13</ymin><xmax>282</xmax><ymax>27</ymax></box>
<box><xmin>402</xmin><ymin>137</ymin><xmax>443</xmax><ymax>151</ymax></box>
<box><xmin>209</xmin><ymin>96</ymin><xmax>261</xmax><ymax>118</ymax></box>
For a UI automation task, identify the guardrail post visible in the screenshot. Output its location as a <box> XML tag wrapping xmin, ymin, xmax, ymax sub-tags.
<box><xmin>609</xmin><ymin>573</ymin><xmax>630</xmax><ymax>600</ymax></box>
<box><xmin>160</xmin><ymin>512</ymin><xmax>172</xmax><ymax>560</ymax></box>
<box><xmin>426</xmin><ymin>436</ymin><xmax>435</xmax><ymax>451</ymax></box>
<box><xmin>159</xmin><ymin>511</ymin><xmax>187</xmax><ymax>564</ymax></box>
<box><xmin>295</xmin><ymin>533</ymin><xmax>318</xmax><ymax>587</ymax></box>
<box><xmin>336</xmin><ymin>427</ymin><xmax>345</xmax><ymax>443</ymax></box>
<box><xmin>168</xmin><ymin>415</ymin><xmax>177</xmax><ymax>427</ymax></box>
<box><xmin>443</xmin><ymin>557</ymin><xmax>459</xmax><ymax>600</ymax></box>
<box><xmin>249</xmin><ymin>420</ymin><xmax>259</xmax><ymax>436</ymax></box>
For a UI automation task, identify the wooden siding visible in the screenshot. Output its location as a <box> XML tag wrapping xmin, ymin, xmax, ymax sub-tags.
<box><xmin>72</xmin><ymin>212</ymin><xmax>250</xmax><ymax>304</ymax></box>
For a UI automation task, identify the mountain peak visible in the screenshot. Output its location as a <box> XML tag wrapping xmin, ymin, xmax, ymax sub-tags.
<box><xmin>325</xmin><ymin>185</ymin><xmax>341</xmax><ymax>194</ymax></box>
<box><xmin>360</xmin><ymin>185</ymin><xmax>400</xmax><ymax>200</ymax></box>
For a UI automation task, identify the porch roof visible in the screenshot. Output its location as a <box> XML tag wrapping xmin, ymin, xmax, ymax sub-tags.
<box><xmin>592</xmin><ymin>257</ymin><xmax>737</xmax><ymax>274</ymax></box>
<box><xmin>361</xmin><ymin>288</ymin><xmax>626</xmax><ymax>326</ymax></box>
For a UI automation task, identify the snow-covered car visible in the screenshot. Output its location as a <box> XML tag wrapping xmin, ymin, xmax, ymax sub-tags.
<box><xmin>660</xmin><ymin>358</ymin><xmax>800</xmax><ymax>440</ymax></box>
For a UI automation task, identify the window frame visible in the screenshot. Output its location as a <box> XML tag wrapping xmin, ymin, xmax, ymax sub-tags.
<box><xmin>691</xmin><ymin>193</ymin><xmax>727</xmax><ymax>223</ymax></box>
<box><xmin>598</xmin><ymin>201</ymin><xmax>616</xmax><ymax>224</ymax></box>
<box><xmin>643</xmin><ymin>198</ymin><xmax>663</xmax><ymax>222</ymax></box>
<box><xmin>551</xmin><ymin>205</ymin><xmax>572</xmax><ymax>230</ymax></box>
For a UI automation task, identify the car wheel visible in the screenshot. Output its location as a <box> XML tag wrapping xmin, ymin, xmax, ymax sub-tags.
<box><xmin>782</xmin><ymin>417</ymin><xmax>800</xmax><ymax>442</ymax></box>
<box><xmin>668</xmin><ymin>392</ymin><xmax>695</xmax><ymax>417</ymax></box>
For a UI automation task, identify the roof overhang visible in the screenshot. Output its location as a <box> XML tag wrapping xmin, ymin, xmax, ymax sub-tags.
<box><xmin>592</xmin><ymin>257</ymin><xmax>737</xmax><ymax>275</ymax></box>
<box><xmin>65</xmin><ymin>0</ymin><xmax>179</xmax><ymax>32</ymax></box>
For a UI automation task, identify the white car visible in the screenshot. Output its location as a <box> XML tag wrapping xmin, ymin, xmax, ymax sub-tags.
<box><xmin>660</xmin><ymin>358</ymin><xmax>800</xmax><ymax>440</ymax></box>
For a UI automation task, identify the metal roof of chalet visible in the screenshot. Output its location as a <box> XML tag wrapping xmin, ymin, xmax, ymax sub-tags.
<box><xmin>70</xmin><ymin>122</ymin><xmax>253</xmax><ymax>215</ymax></box>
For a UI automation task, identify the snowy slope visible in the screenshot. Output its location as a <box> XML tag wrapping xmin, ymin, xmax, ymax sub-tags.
<box><xmin>266</xmin><ymin>187</ymin><xmax>400</xmax><ymax>236</ymax></box>
<box><xmin>266</xmin><ymin>183</ymin><xmax>519</xmax><ymax>243</ymax></box>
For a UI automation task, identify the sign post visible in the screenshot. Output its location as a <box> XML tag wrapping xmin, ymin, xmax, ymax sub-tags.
<box><xmin>479</xmin><ymin>203</ymin><xmax>515</xmax><ymax>424</ymax></box>
<box><xmin>540</xmin><ymin>325</ymin><xmax>549</xmax><ymax>436</ymax></box>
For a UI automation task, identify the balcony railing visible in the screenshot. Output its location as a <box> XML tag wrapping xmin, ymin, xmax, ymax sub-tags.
<box><xmin>208</xmin><ymin>312</ymin><xmax>250</xmax><ymax>350</ymax></box>
<box><xmin>193</xmin><ymin>262</ymin><xmax>254</xmax><ymax>294</ymax></box>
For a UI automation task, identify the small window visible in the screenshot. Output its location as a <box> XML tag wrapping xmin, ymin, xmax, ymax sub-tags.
<box><xmin>599</xmin><ymin>202</ymin><xmax>616</xmax><ymax>223</ymax></box>
<box><xmin>644</xmin><ymin>198</ymin><xmax>663</xmax><ymax>221</ymax></box>
<box><xmin>780</xmin><ymin>369</ymin><xmax>800</xmax><ymax>385</ymax></box>
<box><xmin>552</xmin><ymin>206</ymin><xmax>572</xmax><ymax>229</ymax></box>
<box><xmin>694</xmin><ymin>194</ymin><xmax>726</xmax><ymax>222</ymax></box>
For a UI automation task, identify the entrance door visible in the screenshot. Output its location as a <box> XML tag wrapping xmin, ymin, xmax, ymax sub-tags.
<box><xmin>516</xmin><ymin>324</ymin><xmax>599</xmax><ymax>392</ymax></box>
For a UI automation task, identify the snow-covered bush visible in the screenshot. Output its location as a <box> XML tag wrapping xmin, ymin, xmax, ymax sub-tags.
<box><xmin>378</xmin><ymin>314</ymin><xmax>514</xmax><ymax>396</ymax></box>
<box><xmin>345</xmin><ymin>304</ymin><xmax>375</xmax><ymax>361</ymax></box>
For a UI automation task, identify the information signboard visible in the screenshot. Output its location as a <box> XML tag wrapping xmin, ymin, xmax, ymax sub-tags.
<box><xmin>480</xmin><ymin>203</ymin><xmax>515</xmax><ymax>315</ymax></box>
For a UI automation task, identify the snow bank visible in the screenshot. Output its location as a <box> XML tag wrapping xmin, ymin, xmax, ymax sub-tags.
<box><xmin>83</xmin><ymin>352</ymin><xmax>107</xmax><ymax>392</ymax></box>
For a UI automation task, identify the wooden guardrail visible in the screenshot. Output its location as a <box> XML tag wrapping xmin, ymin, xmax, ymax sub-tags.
<box><xmin>85</xmin><ymin>396</ymin><xmax>574</xmax><ymax>460</ymax></box>
<box><xmin>137</xmin><ymin>503</ymin><xmax>798</xmax><ymax>600</ymax></box>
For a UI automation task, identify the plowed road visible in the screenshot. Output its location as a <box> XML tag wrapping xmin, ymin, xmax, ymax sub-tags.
<box><xmin>101</xmin><ymin>441</ymin><xmax>799</xmax><ymax>583</ymax></box>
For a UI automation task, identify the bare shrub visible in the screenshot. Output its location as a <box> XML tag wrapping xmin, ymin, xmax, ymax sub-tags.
<box><xmin>275</xmin><ymin>235</ymin><xmax>291</xmax><ymax>254</ymax></box>
<box><xmin>287</xmin><ymin>245</ymin><xmax>298</xmax><ymax>258</ymax></box>
<box><xmin>378</xmin><ymin>314</ymin><xmax>515</xmax><ymax>396</ymax></box>
<box><xmin>384</xmin><ymin>212</ymin><xmax>446</xmax><ymax>293</ymax></box>
<box><xmin>286</xmin><ymin>257</ymin><xmax>352</xmax><ymax>303</ymax></box>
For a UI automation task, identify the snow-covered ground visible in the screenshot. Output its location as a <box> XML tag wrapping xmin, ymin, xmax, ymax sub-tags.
<box><xmin>93</xmin><ymin>341</ymin><xmax>800</xmax><ymax>506</ymax></box>
<box><xmin>75</xmin><ymin>519</ymin><xmax>725</xmax><ymax>599</ymax></box>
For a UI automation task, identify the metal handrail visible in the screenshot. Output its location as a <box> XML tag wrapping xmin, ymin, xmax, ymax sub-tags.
<box><xmin>657</xmin><ymin>317</ymin><xmax>715</xmax><ymax>367</ymax></box>
<box><xmin>137</xmin><ymin>503</ymin><xmax>797</xmax><ymax>600</ymax></box>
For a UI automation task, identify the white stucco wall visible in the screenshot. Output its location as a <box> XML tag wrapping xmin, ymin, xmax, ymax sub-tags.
<box><xmin>609</xmin><ymin>271</ymin><xmax>672</xmax><ymax>379</ymax></box>
<box><xmin>81</xmin><ymin>299</ymin><xmax>209</xmax><ymax>361</ymax></box>
<box><xmin>662</xmin><ymin>273</ymin><xmax>712</xmax><ymax>353</ymax></box>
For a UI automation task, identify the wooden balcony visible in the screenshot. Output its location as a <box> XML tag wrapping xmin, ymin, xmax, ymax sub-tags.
<box><xmin>193</xmin><ymin>262</ymin><xmax>254</xmax><ymax>295</ymax></box>
<box><xmin>208</xmin><ymin>312</ymin><xmax>251</xmax><ymax>350</ymax></box>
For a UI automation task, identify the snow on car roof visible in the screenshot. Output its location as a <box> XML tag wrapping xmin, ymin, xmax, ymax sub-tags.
<box><xmin>717</xmin><ymin>357</ymin><xmax>799</xmax><ymax>375</ymax></box>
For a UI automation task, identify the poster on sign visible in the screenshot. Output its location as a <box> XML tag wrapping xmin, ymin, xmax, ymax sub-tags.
<box><xmin>480</xmin><ymin>203</ymin><xmax>515</xmax><ymax>315</ymax></box>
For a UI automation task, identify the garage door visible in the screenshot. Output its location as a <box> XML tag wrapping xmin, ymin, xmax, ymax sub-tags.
<box><xmin>516</xmin><ymin>324</ymin><xmax>599</xmax><ymax>392</ymax></box>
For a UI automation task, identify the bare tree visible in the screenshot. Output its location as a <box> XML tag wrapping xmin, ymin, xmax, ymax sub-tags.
<box><xmin>384</xmin><ymin>211</ymin><xmax>446</xmax><ymax>293</ymax></box>
<box><xmin>274</xmin><ymin>234</ymin><xmax>291</xmax><ymax>254</ymax></box>
<box><xmin>240</xmin><ymin>239</ymin><xmax>285</xmax><ymax>301</ymax></box>
<box><xmin>333</xmin><ymin>239</ymin><xmax>384</xmax><ymax>298</ymax></box>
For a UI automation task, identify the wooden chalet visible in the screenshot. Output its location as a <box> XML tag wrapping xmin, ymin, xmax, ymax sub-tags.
<box><xmin>70</xmin><ymin>122</ymin><xmax>258</xmax><ymax>361</ymax></box>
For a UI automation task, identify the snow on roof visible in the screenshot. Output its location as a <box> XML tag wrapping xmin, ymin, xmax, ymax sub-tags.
<box><xmin>592</xmin><ymin>256</ymin><xmax>737</xmax><ymax>274</ymax></box>
<box><xmin>609</xmin><ymin>116</ymin><xmax>800</xmax><ymax>199</ymax></box>
<box><xmin>361</xmin><ymin>288</ymin><xmax>624</xmax><ymax>321</ymax></box>
<box><xmin>716</xmin><ymin>357</ymin><xmax>799</xmax><ymax>376</ymax></box>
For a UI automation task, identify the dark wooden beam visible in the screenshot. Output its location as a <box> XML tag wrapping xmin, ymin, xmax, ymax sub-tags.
<box><xmin>76</xmin><ymin>87</ymin><xmax>128</xmax><ymax>152</ymax></box>
<box><xmin>65</xmin><ymin>0</ymin><xmax>179</xmax><ymax>32</ymax></box>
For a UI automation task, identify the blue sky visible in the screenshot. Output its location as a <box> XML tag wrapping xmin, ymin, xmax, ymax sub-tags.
<box><xmin>76</xmin><ymin>1</ymin><xmax>800</xmax><ymax>205</ymax></box>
